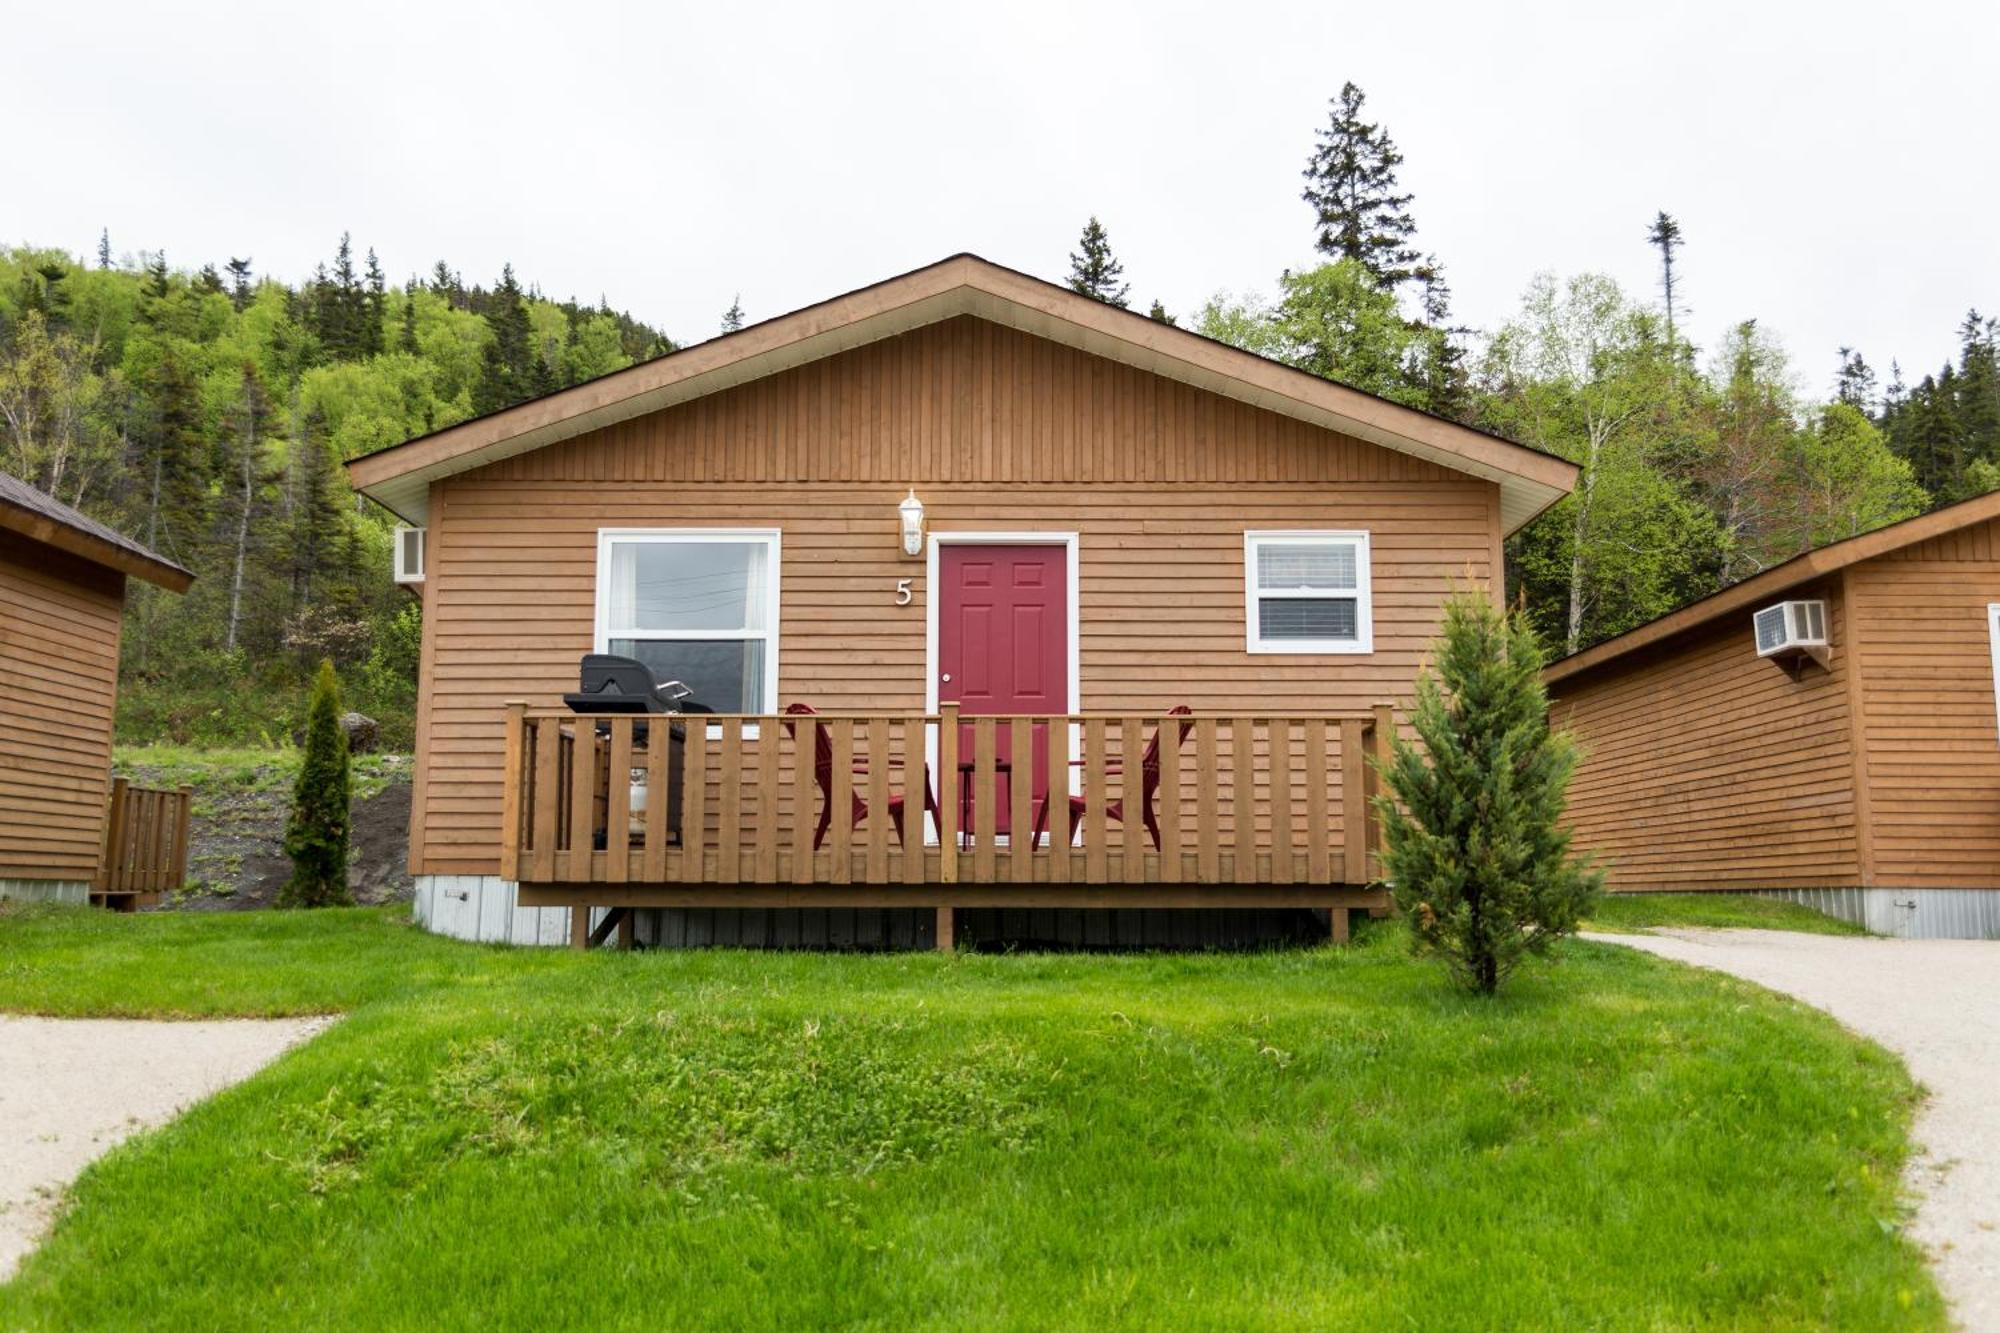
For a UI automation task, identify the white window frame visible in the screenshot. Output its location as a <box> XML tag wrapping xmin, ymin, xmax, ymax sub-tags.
<box><xmin>593</xmin><ymin>528</ymin><xmax>781</xmax><ymax>724</ymax></box>
<box><xmin>1243</xmin><ymin>530</ymin><xmax>1373</xmax><ymax>654</ymax></box>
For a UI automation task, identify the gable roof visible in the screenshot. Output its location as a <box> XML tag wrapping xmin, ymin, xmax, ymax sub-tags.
<box><xmin>1544</xmin><ymin>488</ymin><xmax>2000</xmax><ymax>686</ymax></box>
<box><xmin>0</xmin><ymin>472</ymin><xmax>193</xmax><ymax>592</ymax></box>
<box><xmin>348</xmin><ymin>254</ymin><xmax>1577</xmax><ymax>530</ymax></box>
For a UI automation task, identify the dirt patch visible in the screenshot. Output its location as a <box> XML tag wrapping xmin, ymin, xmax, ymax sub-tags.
<box><xmin>118</xmin><ymin>759</ymin><xmax>413</xmax><ymax>912</ymax></box>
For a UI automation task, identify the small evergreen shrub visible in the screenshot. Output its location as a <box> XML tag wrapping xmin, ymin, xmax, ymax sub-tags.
<box><xmin>281</xmin><ymin>659</ymin><xmax>353</xmax><ymax>908</ymax></box>
<box><xmin>1376</xmin><ymin>592</ymin><xmax>1601</xmax><ymax>993</ymax></box>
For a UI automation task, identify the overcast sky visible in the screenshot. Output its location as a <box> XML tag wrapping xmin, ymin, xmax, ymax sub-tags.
<box><xmin>11</xmin><ymin>0</ymin><xmax>1996</xmax><ymax>396</ymax></box>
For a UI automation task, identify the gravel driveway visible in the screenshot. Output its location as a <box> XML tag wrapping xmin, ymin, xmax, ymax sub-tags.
<box><xmin>0</xmin><ymin>1015</ymin><xmax>329</xmax><ymax>1281</ymax></box>
<box><xmin>1585</xmin><ymin>928</ymin><xmax>1999</xmax><ymax>1330</ymax></box>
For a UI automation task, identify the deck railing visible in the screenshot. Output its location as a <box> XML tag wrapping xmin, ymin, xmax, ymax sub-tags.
<box><xmin>93</xmin><ymin>777</ymin><xmax>194</xmax><ymax>908</ymax></box>
<box><xmin>500</xmin><ymin>702</ymin><xmax>1393</xmax><ymax>889</ymax></box>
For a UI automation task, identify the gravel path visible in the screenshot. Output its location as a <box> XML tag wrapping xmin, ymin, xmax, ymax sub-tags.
<box><xmin>1584</xmin><ymin>928</ymin><xmax>1999</xmax><ymax>1330</ymax></box>
<box><xmin>0</xmin><ymin>1014</ymin><xmax>330</xmax><ymax>1281</ymax></box>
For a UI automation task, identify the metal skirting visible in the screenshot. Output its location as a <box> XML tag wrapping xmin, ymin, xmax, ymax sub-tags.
<box><xmin>1753</xmin><ymin>887</ymin><xmax>2000</xmax><ymax>940</ymax></box>
<box><xmin>0</xmin><ymin>878</ymin><xmax>90</xmax><ymax>904</ymax></box>
<box><xmin>412</xmin><ymin>874</ymin><xmax>612</xmax><ymax>947</ymax></box>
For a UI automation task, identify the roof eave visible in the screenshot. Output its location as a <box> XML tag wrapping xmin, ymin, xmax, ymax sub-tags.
<box><xmin>0</xmin><ymin>499</ymin><xmax>194</xmax><ymax>592</ymax></box>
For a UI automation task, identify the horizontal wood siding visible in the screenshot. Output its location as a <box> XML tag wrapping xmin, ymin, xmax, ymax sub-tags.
<box><xmin>414</xmin><ymin>316</ymin><xmax>1500</xmax><ymax>875</ymax></box>
<box><xmin>1849</xmin><ymin>522</ymin><xmax>2000</xmax><ymax>887</ymax></box>
<box><xmin>0</xmin><ymin>529</ymin><xmax>124</xmax><ymax>880</ymax></box>
<box><xmin>1549</xmin><ymin>579</ymin><xmax>1861</xmax><ymax>890</ymax></box>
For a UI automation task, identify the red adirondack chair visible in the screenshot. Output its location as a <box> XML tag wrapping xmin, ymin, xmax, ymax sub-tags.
<box><xmin>1034</xmin><ymin>706</ymin><xmax>1194</xmax><ymax>849</ymax></box>
<box><xmin>783</xmin><ymin>703</ymin><xmax>939</xmax><ymax>850</ymax></box>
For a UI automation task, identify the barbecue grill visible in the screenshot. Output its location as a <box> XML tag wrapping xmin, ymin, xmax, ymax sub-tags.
<box><xmin>562</xmin><ymin>653</ymin><xmax>690</xmax><ymax>850</ymax></box>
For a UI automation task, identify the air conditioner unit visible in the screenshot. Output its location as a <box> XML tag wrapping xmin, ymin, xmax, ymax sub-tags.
<box><xmin>393</xmin><ymin>525</ymin><xmax>426</xmax><ymax>585</ymax></box>
<box><xmin>1752</xmin><ymin>599</ymin><xmax>1826</xmax><ymax>660</ymax></box>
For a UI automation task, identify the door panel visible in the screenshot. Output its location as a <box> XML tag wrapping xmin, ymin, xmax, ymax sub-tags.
<box><xmin>939</xmin><ymin>544</ymin><xmax>1068</xmax><ymax>833</ymax></box>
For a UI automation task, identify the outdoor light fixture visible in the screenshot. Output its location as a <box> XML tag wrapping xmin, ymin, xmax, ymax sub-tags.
<box><xmin>899</xmin><ymin>488</ymin><xmax>925</xmax><ymax>557</ymax></box>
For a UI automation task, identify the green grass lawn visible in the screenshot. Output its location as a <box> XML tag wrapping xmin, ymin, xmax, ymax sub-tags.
<box><xmin>1586</xmin><ymin>892</ymin><xmax>1869</xmax><ymax>936</ymax></box>
<box><xmin>0</xmin><ymin>905</ymin><xmax>1940</xmax><ymax>1330</ymax></box>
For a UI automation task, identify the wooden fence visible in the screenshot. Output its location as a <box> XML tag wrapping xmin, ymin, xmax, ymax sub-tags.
<box><xmin>501</xmin><ymin>702</ymin><xmax>1393</xmax><ymax>893</ymax></box>
<box><xmin>92</xmin><ymin>777</ymin><xmax>194</xmax><ymax>909</ymax></box>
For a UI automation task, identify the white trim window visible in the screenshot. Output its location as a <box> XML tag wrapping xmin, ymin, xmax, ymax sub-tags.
<box><xmin>1244</xmin><ymin>530</ymin><xmax>1373</xmax><ymax>654</ymax></box>
<box><xmin>594</xmin><ymin>529</ymin><xmax>780</xmax><ymax>714</ymax></box>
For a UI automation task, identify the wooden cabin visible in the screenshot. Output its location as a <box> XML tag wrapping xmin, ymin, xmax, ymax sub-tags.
<box><xmin>347</xmin><ymin>254</ymin><xmax>1577</xmax><ymax>949</ymax></box>
<box><xmin>1546</xmin><ymin>490</ymin><xmax>2000</xmax><ymax>938</ymax></box>
<box><xmin>0</xmin><ymin>473</ymin><xmax>192</xmax><ymax>905</ymax></box>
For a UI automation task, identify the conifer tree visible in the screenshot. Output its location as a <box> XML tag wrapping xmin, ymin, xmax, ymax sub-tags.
<box><xmin>363</xmin><ymin>248</ymin><xmax>387</xmax><ymax>356</ymax></box>
<box><xmin>280</xmin><ymin>659</ymin><xmax>352</xmax><ymax>908</ymax></box>
<box><xmin>1146</xmin><ymin>299</ymin><xmax>1177</xmax><ymax>326</ymax></box>
<box><xmin>1647</xmin><ymin>211</ymin><xmax>1684</xmax><ymax>346</ymax></box>
<box><xmin>474</xmin><ymin>264</ymin><xmax>536</xmax><ymax>412</ymax></box>
<box><xmin>398</xmin><ymin>280</ymin><xmax>420</xmax><ymax>353</ymax></box>
<box><xmin>216</xmin><ymin>363</ymin><xmax>274</xmax><ymax>653</ymax></box>
<box><xmin>1414</xmin><ymin>257</ymin><xmax>1470</xmax><ymax>418</ymax></box>
<box><xmin>721</xmin><ymin>295</ymin><xmax>745</xmax><ymax>334</ymax></box>
<box><xmin>96</xmin><ymin>228</ymin><xmax>111</xmax><ymax>270</ymax></box>
<box><xmin>1065</xmin><ymin>217</ymin><xmax>1130</xmax><ymax>307</ymax></box>
<box><xmin>1301</xmin><ymin>82</ymin><xmax>1421</xmax><ymax>288</ymax></box>
<box><xmin>225</xmin><ymin>257</ymin><xmax>254</xmax><ymax>311</ymax></box>
<box><xmin>1835</xmin><ymin>347</ymin><xmax>1876</xmax><ymax>412</ymax></box>
<box><xmin>1377</xmin><ymin>592</ymin><xmax>1601</xmax><ymax>994</ymax></box>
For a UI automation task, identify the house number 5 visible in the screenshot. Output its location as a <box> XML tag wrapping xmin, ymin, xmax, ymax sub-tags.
<box><xmin>895</xmin><ymin>578</ymin><xmax>913</xmax><ymax>606</ymax></box>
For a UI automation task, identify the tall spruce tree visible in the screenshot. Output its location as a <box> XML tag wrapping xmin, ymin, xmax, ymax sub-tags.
<box><xmin>280</xmin><ymin>659</ymin><xmax>352</xmax><ymax>908</ymax></box>
<box><xmin>96</xmin><ymin>228</ymin><xmax>112</xmax><ymax>270</ymax></box>
<box><xmin>1376</xmin><ymin>591</ymin><xmax>1601</xmax><ymax>994</ymax></box>
<box><xmin>1066</xmin><ymin>217</ymin><xmax>1131</xmax><ymax>307</ymax></box>
<box><xmin>721</xmin><ymin>295</ymin><xmax>745</xmax><ymax>334</ymax></box>
<box><xmin>1835</xmin><ymin>347</ymin><xmax>1876</xmax><ymax>412</ymax></box>
<box><xmin>362</xmin><ymin>248</ymin><xmax>387</xmax><ymax>357</ymax></box>
<box><xmin>474</xmin><ymin>264</ymin><xmax>536</xmax><ymax>412</ymax></box>
<box><xmin>225</xmin><ymin>257</ymin><xmax>254</xmax><ymax>311</ymax></box>
<box><xmin>1301</xmin><ymin>82</ymin><xmax>1421</xmax><ymax>288</ymax></box>
<box><xmin>1646</xmin><ymin>211</ymin><xmax>1684</xmax><ymax>347</ymax></box>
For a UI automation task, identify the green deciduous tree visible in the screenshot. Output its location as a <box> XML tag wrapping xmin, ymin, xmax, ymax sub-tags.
<box><xmin>1066</xmin><ymin>217</ymin><xmax>1130</xmax><ymax>308</ymax></box>
<box><xmin>1377</xmin><ymin>592</ymin><xmax>1601</xmax><ymax>994</ymax></box>
<box><xmin>1301</xmin><ymin>82</ymin><xmax>1421</xmax><ymax>288</ymax></box>
<box><xmin>1196</xmin><ymin>260</ymin><xmax>1428</xmax><ymax>407</ymax></box>
<box><xmin>281</xmin><ymin>659</ymin><xmax>352</xmax><ymax>908</ymax></box>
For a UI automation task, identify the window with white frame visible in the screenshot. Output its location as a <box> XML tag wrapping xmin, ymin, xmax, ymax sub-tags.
<box><xmin>1244</xmin><ymin>531</ymin><xmax>1372</xmax><ymax>653</ymax></box>
<box><xmin>595</xmin><ymin>529</ymin><xmax>780</xmax><ymax>713</ymax></box>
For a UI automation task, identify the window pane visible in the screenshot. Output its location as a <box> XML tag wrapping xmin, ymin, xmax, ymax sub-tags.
<box><xmin>1256</xmin><ymin>543</ymin><xmax>1356</xmax><ymax>591</ymax></box>
<box><xmin>609</xmin><ymin>540</ymin><xmax>768</xmax><ymax>632</ymax></box>
<box><xmin>1258</xmin><ymin>598</ymin><xmax>1357</xmax><ymax>641</ymax></box>
<box><xmin>610</xmin><ymin>639</ymin><xmax>766</xmax><ymax>713</ymax></box>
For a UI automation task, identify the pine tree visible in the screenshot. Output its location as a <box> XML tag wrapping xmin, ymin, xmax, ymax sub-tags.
<box><xmin>1413</xmin><ymin>257</ymin><xmax>1470</xmax><ymax>418</ymax></box>
<box><xmin>721</xmin><ymin>295</ymin><xmax>745</xmax><ymax>334</ymax></box>
<box><xmin>474</xmin><ymin>264</ymin><xmax>536</xmax><ymax>412</ymax></box>
<box><xmin>142</xmin><ymin>252</ymin><xmax>171</xmax><ymax>304</ymax></box>
<box><xmin>1146</xmin><ymin>299</ymin><xmax>1177</xmax><ymax>326</ymax></box>
<box><xmin>280</xmin><ymin>659</ymin><xmax>352</xmax><ymax>908</ymax></box>
<box><xmin>1065</xmin><ymin>217</ymin><xmax>1130</xmax><ymax>307</ymax></box>
<box><xmin>1376</xmin><ymin>592</ymin><xmax>1601</xmax><ymax>994</ymax></box>
<box><xmin>96</xmin><ymin>229</ymin><xmax>112</xmax><ymax>270</ymax></box>
<box><xmin>1835</xmin><ymin>347</ymin><xmax>1876</xmax><ymax>412</ymax></box>
<box><xmin>398</xmin><ymin>280</ymin><xmax>420</xmax><ymax>353</ymax></box>
<box><xmin>288</xmin><ymin>406</ymin><xmax>346</xmax><ymax>608</ymax></box>
<box><xmin>1301</xmin><ymin>82</ymin><xmax>1421</xmax><ymax>287</ymax></box>
<box><xmin>1646</xmin><ymin>211</ymin><xmax>1684</xmax><ymax>347</ymax></box>
<box><xmin>363</xmin><ymin>247</ymin><xmax>387</xmax><ymax>357</ymax></box>
<box><xmin>225</xmin><ymin>257</ymin><xmax>254</xmax><ymax>311</ymax></box>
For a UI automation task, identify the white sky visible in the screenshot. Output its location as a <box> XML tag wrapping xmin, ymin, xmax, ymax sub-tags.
<box><xmin>10</xmin><ymin>0</ymin><xmax>1997</xmax><ymax>398</ymax></box>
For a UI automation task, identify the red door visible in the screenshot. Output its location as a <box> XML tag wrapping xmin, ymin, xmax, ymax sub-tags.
<box><xmin>938</xmin><ymin>544</ymin><xmax>1068</xmax><ymax>834</ymax></box>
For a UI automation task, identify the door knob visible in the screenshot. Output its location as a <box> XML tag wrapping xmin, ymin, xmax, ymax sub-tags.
<box><xmin>941</xmin><ymin>673</ymin><xmax>952</xmax><ymax>683</ymax></box>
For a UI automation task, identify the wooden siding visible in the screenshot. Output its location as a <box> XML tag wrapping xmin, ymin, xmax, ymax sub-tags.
<box><xmin>0</xmin><ymin>528</ymin><xmax>124</xmax><ymax>880</ymax></box>
<box><xmin>1847</xmin><ymin>519</ymin><xmax>2000</xmax><ymax>887</ymax></box>
<box><xmin>1549</xmin><ymin>579</ymin><xmax>1862</xmax><ymax>890</ymax></box>
<box><xmin>413</xmin><ymin>315</ymin><xmax>1503</xmax><ymax>876</ymax></box>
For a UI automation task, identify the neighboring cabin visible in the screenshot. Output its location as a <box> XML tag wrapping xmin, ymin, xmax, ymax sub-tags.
<box><xmin>1547</xmin><ymin>490</ymin><xmax>2000</xmax><ymax>938</ymax></box>
<box><xmin>0</xmin><ymin>473</ymin><xmax>191</xmax><ymax>904</ymax></box>
<box><xmin>349</xmin><ymin>254</ymin><xmax>1577</xmax><ymax>950</ymax></box>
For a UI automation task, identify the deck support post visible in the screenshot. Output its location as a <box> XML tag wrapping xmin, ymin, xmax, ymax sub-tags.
<box><xmin>618</xmin><ymin>909</ymin><xmax>636</xmax><ymax>950</ymax></box>
<box><xmin>570</xmin><ymin>903</ymin><xmax>590</xmax><ymax>950</ymax></box>
<box><xmin>935</xmin><ymin>906</ymin><xmax>955</xmax><ymax>951</ymax></box>
<box><xmin>1328</xmin><ymin>905</ymin><xmax>1351</xmax><ymax>945</ymax></box>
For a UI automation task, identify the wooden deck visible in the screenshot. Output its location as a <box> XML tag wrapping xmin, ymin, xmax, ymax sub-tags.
<box><xmin>501</xmin><ymin>703</ymin><xmax>1394</xmax><ymax>948</ymax></box>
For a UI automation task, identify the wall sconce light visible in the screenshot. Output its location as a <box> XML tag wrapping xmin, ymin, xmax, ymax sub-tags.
<box><xmin>899</xmin><ymin>488</ymin><xmax>925</xmax><ymax>558</ymax></box>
